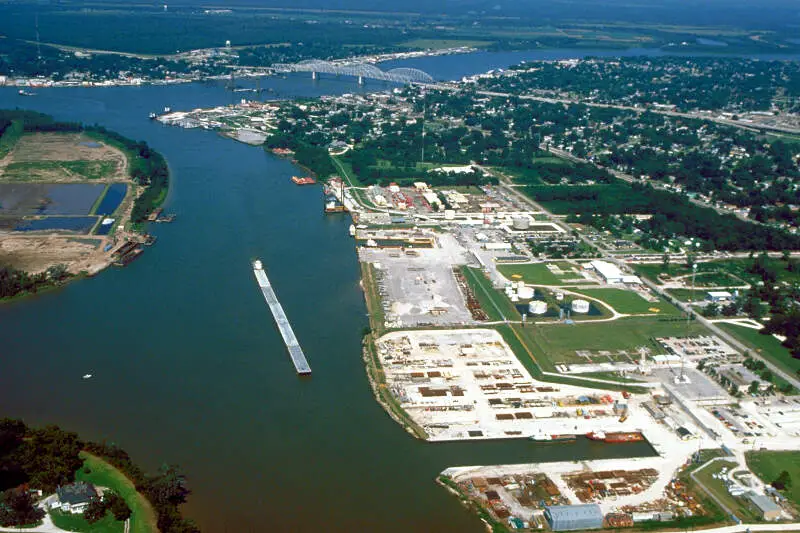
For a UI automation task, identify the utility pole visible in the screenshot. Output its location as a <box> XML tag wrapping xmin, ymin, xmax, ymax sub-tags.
<box><xmin>35</xmin><ymin>13</ymin><xmax>42</xmax><ymax>61</ymax></box>
<box><xmin>420</xmin><ymin>96</ymin><xmax>426</xmax><ymax>164</ymax></box>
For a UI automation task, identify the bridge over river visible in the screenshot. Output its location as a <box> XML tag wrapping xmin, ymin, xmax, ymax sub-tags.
<box><xmin>271</xmin><ymin>59</ymin><xmax>435</xmax><ymax>84</ymax></box>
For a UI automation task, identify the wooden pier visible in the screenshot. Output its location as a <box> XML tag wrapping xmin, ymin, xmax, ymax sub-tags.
<box><xmin>252</xmin><ymin>260</ymin><xmax>311</xmax><ymax>375</ymax></box>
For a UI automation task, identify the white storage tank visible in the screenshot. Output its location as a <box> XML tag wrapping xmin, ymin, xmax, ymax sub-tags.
<box><xmin>518</xmin><ymin>286</ymin><xmax>534</xmax><ymax>299</ymax></box>
<box><xmin>512</xmin><ymin>216</ymin><xmax>530</xmax><ymax>230</ymax></box>
<box><xmin>528</xmin><ymin>300</ymin><xmax>548</xmax><ymax>315</ymax></box>
<box><xmin>571</xmin><ymin>299</ymin><xmax>590</xmax><ymax>314</ymax></box>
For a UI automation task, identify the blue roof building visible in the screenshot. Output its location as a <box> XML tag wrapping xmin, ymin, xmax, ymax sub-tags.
<box><xmin>544</xmin><ymin>504</ymin><xmax>604</xmax><ymax>531</ymax></box>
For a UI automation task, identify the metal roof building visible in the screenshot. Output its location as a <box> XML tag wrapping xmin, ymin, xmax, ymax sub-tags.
<box><xmin>746</xmin><ymin>491</ymin><xmax>782</xmax><ymax>521</ymax></box>
<box><xmin>544</xmin><ymin>504</ymin><xmax>604</xmax><ymax>531</ymax></box>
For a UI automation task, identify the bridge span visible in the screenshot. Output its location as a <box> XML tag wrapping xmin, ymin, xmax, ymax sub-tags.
<box><xmin>271</xmin><ymin>59</ymin><xmax>435</xmax><ymax>84</ymax></box>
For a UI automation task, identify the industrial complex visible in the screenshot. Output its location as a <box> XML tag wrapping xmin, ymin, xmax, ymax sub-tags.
<box><xmin>162</xmin><ymin>90</ymin><xmax>800</xmax><ymax>533</ymax></box>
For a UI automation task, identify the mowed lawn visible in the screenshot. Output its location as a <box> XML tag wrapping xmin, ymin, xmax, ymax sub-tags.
<box><xmin>76</xmin><ymin>453</ymin><xmax>158</xmax><ymax>533</ymax></box>
<box><xmin>50</xmin><ymin>510</ymin><xmax>123</xmax><ymax>533</ymax></box>
<box><xmin>746</xmin><ymin>451</ymin><xmax>800</xmax><ymax>507</ymax></box>
<box><xmin>516</xmin><ymin>316</ymin><xmax>708</xmax><ymax>369</ymax></box>
<box><xmin>571</xmin><ymin>288</ymin><xmax>682</xmax><ymax>316</ymax></box>
<box><xmin>717</xmin><ymin>322</ymin><xmax>800</xmax><ymax>376</ymax></box>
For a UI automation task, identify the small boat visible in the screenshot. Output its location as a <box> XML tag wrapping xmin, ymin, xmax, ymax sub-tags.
<box><xmin>586</xmin><ymin>431</ymin><xmax>606</xmax><ymax>441</ymax></box>
<box><xmin>82</xmin><ymin>374</ymin><xmax>92</xmax><ymax>380</ymax></box>
<box><xmin>530</xmin><ymin>433</ymin><xmax>552</xmax><ymax>441</ymax></box>
<box><xmin>291</xmin><ymin>176</ymin><xmax>316</xmax><ymax>185</ymax></box>
<box><xmin>149</xmin><ymin>112</ymin><xmax>158</xmax><ymax>120</ymax></box>
<box><xmin>18</xmin><ymin>89</ymin><xmax>36</xmax><ymax>97</ymax></box>
<box><xmin>349</xmin><ymin>224</ymin><xmax>356</xmax><ymax>237</ymax></box>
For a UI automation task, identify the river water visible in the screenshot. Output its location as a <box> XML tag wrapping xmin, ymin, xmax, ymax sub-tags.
<box><xmin>0</xmin><ymin>46</ymin><xmax>733</xmax><ymax>532</ymax></box>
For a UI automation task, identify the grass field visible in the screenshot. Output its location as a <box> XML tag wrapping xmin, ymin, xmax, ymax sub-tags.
<box><xmin>634</xmin><ymin>258</ymin><xmax>800</xmax><ymax>287</ymax></box>
<box><xmin>570</xmin><ymin>288</ymin><xmax>682</xmax><ymax>315</ymax></box>
<box><xmin>50</xmin><ymin>510</ymin><xmax>123</xmax><ymax>533</ymax></box>
<box><xmin>667</xmin><ymin>288</ymin><xmax>729</xmax><ymax>302</ymax></box>
<box><xmin>746</xmin><ymin>450</ymin><xmax>800</xmax><ymax>508</ymax></box>
<box><xmin>515</xmin><ymin>317</ymin><xmax>708</xmax><ymax>369</ymax></box>
<box><xmin>1</xmin><ymin>160</ymin><xmax>119</xmax><ymax>182</ymax></box>
<box><xmin>717</xmin><ymin>322</ymin><xmax>800</xmax><ymax>376</ymax></box>
<box><xmin>76</xmin><ymin>453</ymin><xmax>158</xmax><ymax>533</ymax></box>
<box><xmin>693</xmin><ymin>460</ymin><xmax>763</xmax><ymax>522</ymax></box>
<box><xmin>497</xmin><ymin>263</ymin><xmax>581</xmax><ymax>285</ymax></box>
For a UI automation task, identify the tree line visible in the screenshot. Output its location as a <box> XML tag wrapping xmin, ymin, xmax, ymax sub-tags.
<box><xmin>0</xmin><ymin>419</ymin><xmax>198</xmax><ymax>532</ymax></box>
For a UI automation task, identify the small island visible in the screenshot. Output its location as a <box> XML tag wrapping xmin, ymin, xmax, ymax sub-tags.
<box><xmin>0</xmin><ymin>110</ymin><xmax>169</xmax><ymax>301</ymax></box>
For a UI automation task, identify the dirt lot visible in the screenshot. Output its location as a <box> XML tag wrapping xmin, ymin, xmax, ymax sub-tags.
<box><xmin>0</xmin><ymin>235</ymin><xmax>111</xmax><ymax>274</ymax></box>
<box><xmin>0</xmin><ymin>133</ymin><xmax>127</xmax><ymax>182</ymax></box>
<box><xmin>0</xmin><ymin>132</ymin><xmax>142</xmax><ymax>275</ymax></box>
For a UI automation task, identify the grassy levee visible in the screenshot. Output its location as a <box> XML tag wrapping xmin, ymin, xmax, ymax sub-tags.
<box><xmin>0</xmin><ymin>119</ymin><xmax>24</xmax><ymax>158</ymax></box>
<box><xmin>461</xmin><ymin>266</ymin><xmax>518</xmax><ymax>321</ymax></box>
<box><xmin>76</xmin><ymin>452</ymin><xmax>159</xmax><ymax>533</ymax></box>
<box><xmin>746</xmin><ymin>450</ymin><xmax>800</xmax><ymax>508</ymax></box>
<box><xmin>360</xmin><ymin>261</ymin><xmax>385</xmax><ymax>335</ymax></box>
<box><xmin>89</xmin><ymin>183</ymin><xmax>111</xmax><ymax>215</ymax></box>
<box><xmin>717</xmin><ymin>322</ymin><xmax>800</xmax><ymax>376</ymax></box>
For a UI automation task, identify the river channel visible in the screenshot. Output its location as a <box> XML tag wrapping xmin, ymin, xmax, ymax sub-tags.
<box><xmin>0</xmin><ymin>46</ymin><xmax>764</xmax><ymax>531</ymax></box>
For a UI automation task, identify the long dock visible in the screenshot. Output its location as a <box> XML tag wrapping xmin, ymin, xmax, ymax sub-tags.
<box><xmin>252</xmin><ymin>260</ymin><xmax>311</xmax><ymax>375</ymax></box>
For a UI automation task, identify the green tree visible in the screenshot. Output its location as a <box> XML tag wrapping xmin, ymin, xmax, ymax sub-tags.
<box><xmin>106</xmin><ymin>492</ymin><xmax>131</xmax><ymax>521</ymax></box>
<box><xmin>0</xmin><ymin>487</ymin><xmax>44</xmax><ymax>527</ymax></box>
<box><xmin>84</xmin><ymin>496</ymin><xmax>107</xmax><ymax>524</ymax></box>
<box><xmin>773</xmin><ymin>470</ymin><xmax>792</xmax><ymax>490</ymax></box>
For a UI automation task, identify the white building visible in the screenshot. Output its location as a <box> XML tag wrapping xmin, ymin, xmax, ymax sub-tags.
<box><xmin>706</xmin><ymin>291</ymin><xmax>733</xmax><ymax>303</ymax></box>
<box><xmin>589</xmin><ymin>260</ymin><xmax>624</xmax><ymax>283</ymax></box>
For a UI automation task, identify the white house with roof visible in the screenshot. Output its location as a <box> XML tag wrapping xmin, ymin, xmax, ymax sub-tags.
<box><xmin>51</xmin><ymin>482</ymin><xmax>98</xmax><ymax>514</ymax></box>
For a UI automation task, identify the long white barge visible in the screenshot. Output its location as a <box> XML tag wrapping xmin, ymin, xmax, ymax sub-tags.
<box><xmin>252</xmin><ymin>259</ymin><xmax>311</xmax><ymax>375</ymax></box>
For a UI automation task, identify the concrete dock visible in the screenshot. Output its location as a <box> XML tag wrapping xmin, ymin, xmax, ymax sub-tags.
<box><xmin>252</xmin><ymin>260</ymin><xmax>311</xmax><ymax>375</ymax></box>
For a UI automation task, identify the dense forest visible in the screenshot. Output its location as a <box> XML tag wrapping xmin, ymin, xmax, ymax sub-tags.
<box><xmin>529</xmin><ymin>182</ymin><xmax>800</xmax><ymax>251</ymax></box>
<box><xmin>0</xmin><ymin>419</ymin><xmax>198</xmax><ymax>532</ymax></box>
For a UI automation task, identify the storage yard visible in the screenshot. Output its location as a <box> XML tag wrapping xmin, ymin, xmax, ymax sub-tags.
<box><xmin>375</xmin><ymin>329</ymin><xmax>661</xmax><ymax>441</ymax></box>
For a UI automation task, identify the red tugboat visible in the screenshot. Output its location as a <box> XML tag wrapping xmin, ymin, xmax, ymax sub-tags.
<box><xmin>586</xmin><ymin>431</ymin><xmax>644</xmax><ymax>443</ymax></box>
<box><xmin>292</xmin><ymin>176</ymin><xmax>316</xmax><ymax>185</ymax></box>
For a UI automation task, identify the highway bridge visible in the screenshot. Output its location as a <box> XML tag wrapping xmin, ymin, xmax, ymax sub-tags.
<box><xmin>271</xmin><ymin>59</ymin><xmax>435</xmax><ymax>84</ymax></box>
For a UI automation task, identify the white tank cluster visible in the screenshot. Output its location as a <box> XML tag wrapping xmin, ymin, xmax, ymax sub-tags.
<box><xmin>528</xmin><ymin>300</ymin><xmax>548</xmax><ymax>315</ymax></box>
<box><xmin>505</xmin><ymin>281</ymin><xmax>534</xmax><ymax>301</ymax></box>
<box><xmin>571</xmin><ymin>299</ymin><xmax>591</xmax><ymax>314</ymax></box>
